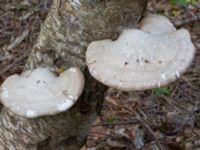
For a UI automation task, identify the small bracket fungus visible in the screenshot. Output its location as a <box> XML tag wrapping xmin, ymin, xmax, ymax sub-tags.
<box><xmin>86</xmin><ymin>14</ymin><xmax>195</xmax><ymax>91</ymax></box>
<box><xmin>0</xmin><ymin>67</ymin><xmax>84</xmax><ymax>118</ymax></box>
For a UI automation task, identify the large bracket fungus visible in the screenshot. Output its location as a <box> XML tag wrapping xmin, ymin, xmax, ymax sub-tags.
<box><xmin>86</xmin><ymin>14</ymin><xmax>195</xmax><ymax>91</ymax></box>
<box><xmin>0</xmin><ymin>67</ymin><xmax>84</xmax><ymax>118</ymax></box>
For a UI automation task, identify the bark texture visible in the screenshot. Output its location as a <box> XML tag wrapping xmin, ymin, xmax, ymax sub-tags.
<box><xmin>0</xmin><ymin>0</ymin><xmax>147</xmax><ymax>149</ymax></box>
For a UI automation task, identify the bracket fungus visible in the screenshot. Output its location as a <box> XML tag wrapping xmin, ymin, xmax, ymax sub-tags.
<box><xmin>0</xmin><ymin>67</ymin><xmax>84</xmax><ymax>118</ymax></box>
<box><xmin>86</xmin><ymin>14</ymin><xmax>195</xmax><ymax>91</ymax></box>
<box><xmin>140</xmin><ymin>14</ymin><xmax>176</xmax><ymax>35</ymax></box>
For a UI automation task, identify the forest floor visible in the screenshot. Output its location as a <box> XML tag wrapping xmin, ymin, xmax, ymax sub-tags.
<box><xmin>0</xmin><ymin>0</ymin><xmax>200</xmax><ymax>150</ymax></box>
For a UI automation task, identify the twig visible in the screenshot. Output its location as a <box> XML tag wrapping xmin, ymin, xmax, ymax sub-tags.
<box><xmin>43</xmin><ymin>0</ymin><xmax>48</xmax><ymax>9</ymax></box>
<box><xmin>7</xmin><ymin>30</ymin><xmax>29</xmax><ymax>50</ymax></box>
<box><xmin>93</xmin><ymin>120</ymin><xmax>139</xmax><ymax>127</ymax></box>
<box><xmin>164</xmin><ymin>95</ymin><xmax>188</xmax><ymax>111</ymax></box>
<box><xmin>160</xmin><ymin>96</ymin><xmax>181</xmax><ymax>112</ymax></box>
<box><xmin>20</xmin><ymin>11</ymin><xmax>34</xmax><ymax>21</ymax></box>
<box><xmin>137</xmin><ymin>107</ymin><xmax>148</xmax><ymax>120</ymax></box>
<box><xmin>0</xmin><ymin>11</ymin><xmax>11</xmax><ymax>18</ymax></box>
<box><xmin>89</xmin><ymin>131</ymin><xmax>111</xmax><ymax>136</ymax></box>
<box><xmin>125</xmin><ymin>108</ymin><xmax>164</xmax><ymax>150</ymax></box>
<box><xmin>0</xmin><ymin>54</ymin><xmax>29</xmax><ymax>75</ymax></box>
<box><xmin>181</xmin><ymin>76</ymin><xmax>198</xmax><ymax>91</ymax></box>
<box><xmin>137</xmin><ymin>117</ymin><xmax>164</xmax><ymax>150</ymax></box>
<box><xmin>172</xmin><ymin>13</ymin><xmax>200</xmax><ymax>28</ymax></box>
<box><xmin>108</xmin><ymin>101</ymin><xmax>164</xmax><ymax>150</ymax></box>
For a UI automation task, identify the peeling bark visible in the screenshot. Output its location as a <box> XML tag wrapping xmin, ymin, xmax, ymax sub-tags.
<box><xmin>0</xmin><ymin>0</ymin><xmax>147</xmax><ymax>149</ymax></box>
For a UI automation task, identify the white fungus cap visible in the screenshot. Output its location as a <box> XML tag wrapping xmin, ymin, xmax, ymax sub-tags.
<box><xmin>0</xmin><ymin>67</ymin><xmax>84</xmax><ymax>118</ymax></box>
<box><xmin>140</xmin><ymin>14</ymin><xmax>176</xmax><ymax>35</ymax></box>
<box><xmin>86</xmin><ymin>14</ymin><xmax>195</xmax><ymax>91</ymax></box>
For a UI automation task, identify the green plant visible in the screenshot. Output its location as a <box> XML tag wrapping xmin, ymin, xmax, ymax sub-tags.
<box><xmin>153</xmin><ymin>87</ymin><xmax>172</xmax><ymax>96</ymax></box>
<box><xmin>170</xmin><ymin>0</ymin><xmax>198</xmax><ymax>7</ymax></box>
<box><xmin>16</xmin><ymin>4</ymin><xmax>28</xmax><ymax>11</ymax></box>
<box><xmin>106</xmin><ymin>117</ymin><xmax>116</xmax><ymax>124</ymax></box>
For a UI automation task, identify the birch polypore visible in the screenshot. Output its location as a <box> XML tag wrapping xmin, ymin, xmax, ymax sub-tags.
<box><xmin>140</xmin><ymin>14</ymin><xmax>176</xmax><ymax>35</ymax></box>
<box><xmin>86</xmin><ymin>14</ymin><xmax>195</xmax><ymax>91</ymax></box>
<box><xmin>0</xmin><ymin>67</ymin><xmax>84</xmax><ymax>118</ymax></box>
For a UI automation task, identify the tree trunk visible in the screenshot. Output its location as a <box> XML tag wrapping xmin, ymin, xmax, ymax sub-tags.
<box><xmin>0</xmin><ymin>0</ymin><xmax>147</xmax><ymax>149</ymax></box>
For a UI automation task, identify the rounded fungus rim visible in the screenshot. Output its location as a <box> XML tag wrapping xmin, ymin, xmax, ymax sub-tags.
<box><xmin>0</xmin><ymin>67</ymin><xmax>85</xmax><ymax>118</ymax></box>
<box><xmin>86</xmin><ymin>14</ymin><xmax>195</xmax><ymax>91</ymax></box>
